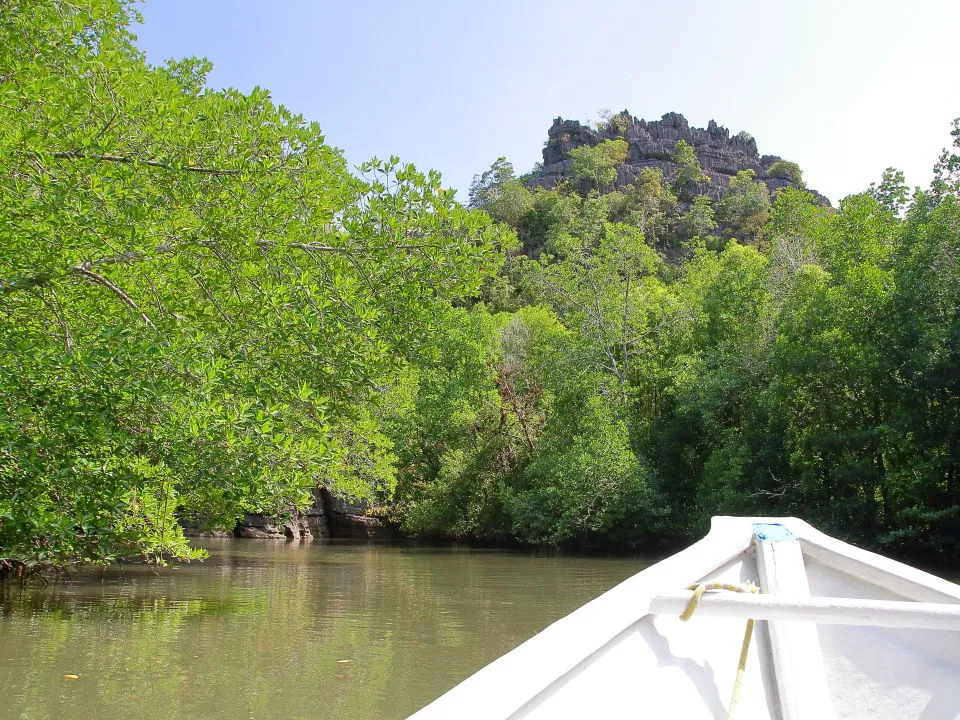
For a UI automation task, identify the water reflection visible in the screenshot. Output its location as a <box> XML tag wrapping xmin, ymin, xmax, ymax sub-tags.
<box><xmin>0</xmin><ymin>540</ymin><xmax>648</xmax><ymax>720</ymax></box>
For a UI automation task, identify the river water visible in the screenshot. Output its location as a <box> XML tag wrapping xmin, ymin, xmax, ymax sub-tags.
<box><xmin>0</xmin><ymin>539</ymin><xmax>650</xmax><ymax>720</ymax></box>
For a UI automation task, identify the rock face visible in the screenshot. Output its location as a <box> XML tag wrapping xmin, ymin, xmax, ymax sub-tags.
<box><xmin>323</xmin><ymin>491</ymin><xmax>394</xmax><ymax>540</ymax></box>
<box><xmin>535</xmin><ymin>110</ymin><xmax>828</xmax><ymax>204</ymax></box>
<box><xmin>234</xmin><ymin>506</ymin><xmax>325</xmax><ymax>540</ymax></box>
<box><xmin>232</xmin><ymin>488</ymin><xmax>394</xmax><ymax>540</ymax></box>
<box><xmin>183</xmin><ymin>488</ymin><xmax>395</xmax><ymax>541</ymax></box>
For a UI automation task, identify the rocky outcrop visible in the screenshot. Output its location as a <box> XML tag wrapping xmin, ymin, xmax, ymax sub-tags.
<box><xmin>230</xmin><ymin>488</ymin><xmax>394</xmax><ymax>540</ymax></box>
<box><xmin>183</xmin><ymin>488</ymin><xmax>395</xmax><ymax>541</ymax></box>
<box><xmin>234</xmin><ymin>509</ymin><xmax>322</xmax><ymax>540</ymax></box>
<box><xmin>535</xmin><ymin>110</ymin><xmax>829</xmax><ymax>204</ymax></box>
<box><xmin>233</xmin><ymin>488</ymin><xmax>330</xmax><ymax>540</ymax></box>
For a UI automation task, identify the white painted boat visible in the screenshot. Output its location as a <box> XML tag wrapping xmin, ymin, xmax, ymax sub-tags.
<box><xmin>408</xmin><ymin>517</ymin><xmax>960</xmax><ymax>720</ymax></box>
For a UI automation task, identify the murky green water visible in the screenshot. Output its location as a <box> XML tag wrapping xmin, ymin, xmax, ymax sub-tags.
<box><xmin>0</xmin><ymin>539</ymin><xmax>649</xmax><ymax>720</ymax></box>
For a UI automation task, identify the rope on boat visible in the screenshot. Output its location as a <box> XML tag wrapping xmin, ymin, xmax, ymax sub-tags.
<box><xmin>679</xmin><ymin>581</ymin><xmax>759</xmax><ymax>720</ymax></box>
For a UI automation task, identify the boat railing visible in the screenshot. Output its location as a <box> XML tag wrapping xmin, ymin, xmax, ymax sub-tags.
<box><xmin>649</xmin><ymin>591</ymin><xmax>960</xmax><ymax>632</ymax></box>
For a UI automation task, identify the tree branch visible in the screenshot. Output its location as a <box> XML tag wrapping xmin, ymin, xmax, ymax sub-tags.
<box><xmin>35</xmin><ymin>287</ymin><xmax>73</xmax><ymax>351</ymax></box>
<box><xmin>187</xmin><ymin>269</ymin><xmax>235</xmax><ymax>329</ymax></box>
<box><xmin>70</xmin><ymin>265</ymin><xmax>157</xmax><ymax>331</ymax></box>
<box><xmin>255</xmin><ymin>239</ymin><xmax>437</xmax><ymax>253</ymax></box>
<box><xmin>45</xmin><ymin>150</ymin><xmax>242</xmax><ymax>176</ymax></box>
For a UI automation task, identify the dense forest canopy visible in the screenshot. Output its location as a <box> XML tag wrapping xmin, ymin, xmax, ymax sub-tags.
<box><xmin>2</xmin><ymin>1</ymin><xmax>959</xmax><ymax>573</ymax></box>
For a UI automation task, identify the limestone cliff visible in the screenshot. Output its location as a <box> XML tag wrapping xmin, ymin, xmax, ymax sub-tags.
<box><xmin>533</xmin><ymin>110</ymin><xmax>828</xmax><ymax>205</ymax></box>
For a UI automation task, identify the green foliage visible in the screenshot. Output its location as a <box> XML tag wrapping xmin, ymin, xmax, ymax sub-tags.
<box><xmin>525</xmin><ymin>221</ymin><xmax>665</xmax><ymax>403</ymax></box>
<box><xmin>765</xmin><ymin>188</ymin><xmax>833</xmax><ymax>300</ymax></box>
<box><xmin>568</xmin><ymin>139</ymin><xmax>628</xmax><ymax>191</ymax></box>
<box><xmin>0</xmin><ymin>0</ymin><xmax>502</xmax><ymax>567</ymax></box>
<box><xmin>931</xmin><ymin>117</ymin><xmax>960</xmax><ymax>201</ymax></box>
<box><xmin>766</xmin><ymin>160</ymin><xmax>805</xmax><ymax>188</ymax></box>
<box><xmin>672</xmin><ymin>140</ymin><xmax>707</xmax><ymax>199</ymax></box>
<box><xmin>678</xmin><ymin>196</ymin><xmax>718</xmax><ymax>245</ymax></box>
<box><xmin>388</xmin><ymin>306</ymin><xmax>557</xmax><ymax>540</ymax></box>
<box><xmin>609</xmin><ymin>169</ymin><xmax>679</xmax><ymax>249</ymax></box>
<box><xmin>511</xmin><ymin>394</ymin><xmax>657</xmax><ymax>545</ymax></box>
<box><xmin>490</xmin><ymin>181</ymin><xmax>535</xmax><ymax>228</ymax></box>
<box><xmin>596</xmin><ymin>109</ymin><xmax>631</xmax><ymax>136</ymax></box>
<box><xmin>869</xmin><ymin>167</ymin><xmax>909</xmax><ymax>216</ymax></box>
<box><xmin>469</xmin><ymin>157</ymin><xmax>516</xmax><ymax>209</ymax></box>
<box><xmin>717</xmin><ymin>169</ymin><xmax>772</xmax><ymax>244</ymax></box>
<box><xmin>388</xmin><ymin>300</ymin><xmax>665</xmax><ymax>548</ymax></box>
<box><xmin>508</xmin><ymin>171</ymin><xmax>682</xmax><ymax>259</ymax></box>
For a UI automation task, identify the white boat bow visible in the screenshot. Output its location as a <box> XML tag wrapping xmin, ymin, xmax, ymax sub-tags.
<box><xmin>408</xmin><ymin>516</ymin><xmax>960</xmax><ymax>720</ymax></box>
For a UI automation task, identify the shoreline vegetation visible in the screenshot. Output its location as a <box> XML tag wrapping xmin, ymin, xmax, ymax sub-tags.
<box><xmin>2</xmin><ymin>2</ymin><xmax>959</xmax><ymax>578</ymax></box>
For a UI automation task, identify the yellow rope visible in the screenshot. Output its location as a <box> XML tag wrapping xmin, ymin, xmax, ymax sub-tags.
<box><xmin>679</xmin><ymin>581</ymin><xmax>759</xmax><ymax>720</ymax></box>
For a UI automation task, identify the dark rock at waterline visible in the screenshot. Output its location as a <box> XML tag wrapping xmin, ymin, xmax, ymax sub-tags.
<box><xmin>235</xmin><ymin>489</ymin><xmax>329</xmax><ymax>540</ymax></box>
<box><xmin>324</xmin><ymin>493</ymin><xmax>394</xmax><ymax>539</ymax></box>
<box><xmin>184</xmin><ymin>488</ymin><xmax>394</xmax><ymax>540</ymax></box>
<box><xmin>234</xmin><ymin>511</ymin><xmax>315</xmax><ymax>540</ymax></box>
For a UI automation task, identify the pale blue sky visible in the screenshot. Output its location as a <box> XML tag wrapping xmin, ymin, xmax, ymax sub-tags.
<box><xmin>134</xmin><ymin>0</ymin><xmax>960</xmax><ymax>204</ymax></box>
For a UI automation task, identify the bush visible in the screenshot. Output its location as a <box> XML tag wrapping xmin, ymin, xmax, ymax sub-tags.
<box><xmin>766</xmin><ymin>160</ymin><xmax>805</xmax><ymax>187</ymax></box>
